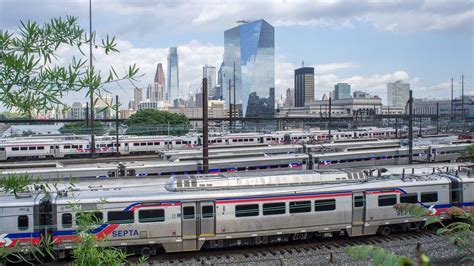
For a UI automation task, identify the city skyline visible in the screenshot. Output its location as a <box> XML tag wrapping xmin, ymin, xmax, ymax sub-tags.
<box><xmin>1</xmin><ymin>0</ymin><xmax>472</xmax><ymax>110</ymax></box>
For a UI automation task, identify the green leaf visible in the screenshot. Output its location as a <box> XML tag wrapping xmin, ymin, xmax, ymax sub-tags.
<box><xmin>424</xmin><ymin>216</ymin><xmax>440</xmax><ymax>227</ymax></box>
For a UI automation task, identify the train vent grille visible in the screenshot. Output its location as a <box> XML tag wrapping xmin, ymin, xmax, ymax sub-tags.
<box><xmin>166</xmin><ymin>170</ymin><xmax>367</xmax><ymax>191</ymax></box>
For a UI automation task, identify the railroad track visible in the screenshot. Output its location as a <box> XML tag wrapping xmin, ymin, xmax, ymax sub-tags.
<box><xmin>139</xmin><ymin>231</ymin><xmax>465</xmax><ymax>265</ymax></box>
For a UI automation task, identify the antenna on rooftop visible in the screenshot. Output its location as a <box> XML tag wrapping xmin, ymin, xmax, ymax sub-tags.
<box><xmin>302</xmin><ymin>61</ymin><xmax>304</xmax><ymax>67</ymax></box>
<box><xmin>236</xmin><ymin>20</ymin><xmax>250</xmax><ymax>24</ymax></box>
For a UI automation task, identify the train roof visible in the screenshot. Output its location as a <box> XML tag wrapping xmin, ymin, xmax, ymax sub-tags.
<box><xmin>0</xmin><ymin>191</ymin><xmax>44</xmax><ymax>207</ymax></box>
<box><xmin>52</xmin><ymin>171</ymin><xmax>453</xmax><ymax>206</ymax></box>
<box><xmin>310</xmin><ymin>143</ymin><xmax>469</xmax><ymax>157</ymax></box>
<box><xmin>161</xmin><ymin>144</ymin><xmax>303</xmax><ymax>158</ymax></box>
<box><xmin>305</xmin><ymin>139</ymin><xmax>400</xmax><ymax>148</ymax></box>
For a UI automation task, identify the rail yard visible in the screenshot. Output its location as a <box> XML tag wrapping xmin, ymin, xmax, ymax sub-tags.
<box><xmin>0</xmin><ymin>128</ymin><xmax>472</xmax><ymax>264</ymax></box>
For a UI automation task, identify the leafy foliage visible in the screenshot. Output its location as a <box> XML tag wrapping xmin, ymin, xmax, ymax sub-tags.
<box><xmin>0</xmin><ymin>15</ymin><xmax>140</xmax><ymax>116</ymax></box>
<box><xmin>59</xmin><ymin>121</ymin><xmax>106</xmax><ymax>135</ymax></box>
<box><xmin>126</xmin><ymin>109</ymin><xmax>190</xmax><ymax>135</ymax></box>
<box><xmin>70</xmin><ymin>200</ymin><xmax>128</xmax><ymax>266</ymax></box>
<box><xmin>0</xmin><ymin>174</ymin><xmax>32</xmax><ymax>197</ymax></box>
<box><xmin>0</xmin><ymin>235</ymin><xmax>56</xmax><ymax>265</ymax></box>
<box><xmin>346</xmin><ymin>245</ymin><xmax>414</xmax><ymax>266</ymax></box>
<box><xmin>394</xmin><ymin>204</ymin><xmax>474</xmax><ymax>260</ymax></box>
<box><xmin>464</xmin><ymin>144</ymin><xmax>474</xmax><ymax>162</ymax></box>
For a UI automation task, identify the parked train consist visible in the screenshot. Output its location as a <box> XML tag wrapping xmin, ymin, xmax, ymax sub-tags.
<box><xmin>0</xmin><ymin>165</ymin><xmax>472</xmax><ymax>257</ymax></box>
<box><xmin>1</xmin><ymin>143</ymin><xmax>468</xmax><ymax>180</ymax></box>
<box><xmin>0</xmin><ymin>128</ymin><xmax>401</xmax><ymax>161</ymax></box>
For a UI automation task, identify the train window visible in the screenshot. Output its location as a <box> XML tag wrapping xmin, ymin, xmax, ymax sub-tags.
<box><xmin>421</xmin><ymin>192</ymin><xmax>438</xmax><ymax>203</ymax></box>
<box><xmin>76</xmin><ymin>212</ymin><xmax>104</xmax><ymax>225</ymax></box>
<box><xmin>378</xmin><ymin>195</ymin><xmax>397</xmax><ymax>206</ymax></box>
<box><xmin>62</xmin><ymin>213</ymin><xmax>73</xmax><ymax>228</ymax></box>
<box><xmin>202</xmin><ymin>205</ymin><xmax>214</xmax><ymax>218</ymax></box>
<box><xmin>154</xmin><ymin>142</ymin><xmax>160</xmax><ymax>145</ymax></box>
<box><xmin>248</xmin><ymin>166</ymin><xmax>257</xmax><ymax>171</ymax></box>
<box><xmin>354</xmin><ymin>196</ymin><xmax>364</xmax><ymax>207</ymax></box>
<box><xmin>20</xmin><ymin>147</ymin><xmax>27</xmax><ymax>151</ymax></box>
<box><xmin>133</xmin><ymin>143</ymin><xmax>139</xmax><ymax>146</ymax></box>
<box><xmin>0</xmin><ymin>147</ymin><xmax>4</xmax><ymax>151</ymax></box>
<box><xmin>263</xmin><ymin>202</ymin><xmax>286</xmax><ymax>216</ymax></box>
<box><xmin>28</xmin><ymin>147</ymin><xmax>36</xmax><ymax>150</ymax></box>
<box><xmin>138</xmin><ymin>209</ymin><xmax>165</xmax><ymax>223</ymax></box>
<box><xmin>400</xmin><ymin>193</ymin><xmax>418</xmax><ymax>204</ymax></box>
<box><xmin>289</xmin><ymin>201</ymin><xmax>311</xmax><ymax>213</ymax></box>
<box><xmin>176</xmin><ymin>141</ymin><xmax>182</xmax><ymax>145</ymax></box>
<box><xmin>64</xmin><ymin>145</ymin><xmax>71</xmax><ymax>149</ymax></box>
<box><xmin>140</xmin><ymin>143</ymin><xmax>146</xmax><ymax>146</ymax></box>
<box><xmin>37</xmin><ymin>146</ymin><xmax>44</xmax><ymax>150</ymax></box>
<box><xmin>12</xmin><ymin>147</ymin><xmax>19</xmax><ymax>151</ymax></box>
<box><xmin>314</xmin><ymin>199</ymin><xmax>336</xmax><ymax>212</ymax></box>
<box><xmin>18</xmin><ymin>215</ymin><xmax>29</xmax><ymax>231</ymax></box>
<box><xmin>107</xmin><ymin>144</ymin><xmax>113</xmax><ymax>147</ymax></box>
<box><xmin>236</xmin><ymin>204</ymin><xmax>259</xmax><ymax>217</ymax></box>
<box><xmin>147</xmin><ymin>142</ymin><xmax>153</xmax><ymax>146</ymax></box>
<box><xmin>183</xmin><ymin>206</ymin><xmax>195</xmax><ymax>219</ymax></box>
<box><xmin>72</xmin><ymin>145</ymin><xmax>79</xmax><ymax>149</ymax></box>
<box><xmin>107</xmin><ymin>211</ymin><xmax>134</xmax><ymax>224</ymax></box>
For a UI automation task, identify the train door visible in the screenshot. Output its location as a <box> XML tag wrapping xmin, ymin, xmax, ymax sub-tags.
<box><xmin>181</xmin><ymin>202</ymin><xmax>198</xmax><ymax>250</ymax></box>
<box><xmin>351</xmin><ymin>192</ymin><xmax>366</xmax><ymax>236</ymax></box>
<box><xmin>199</xmin><ymin>201</ymin><xmax>215</xmax><ymax>237</ymax></box>
<box><xmin>50</xmin><ymin>145</ymin><xmax>60</xmax><ymax>158</ymax></box>
<box><xmin>181</xmin><ymin>201</ymin><xmax>216</xmax><ymax>251</ymax></box>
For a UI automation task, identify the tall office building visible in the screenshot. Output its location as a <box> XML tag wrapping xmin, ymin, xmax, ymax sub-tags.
<box><xmin>203</xmin><ymin>65</ymin><xmax>217</xmax><ymax>98</ymax></box>
<box><xmin>133</xmin><ymin>87</ymin><xmax>143</xmax><ymax>110</ymax></box>
<box><xmin>223</xmin><ymin>19</ymin><xmax>275</xmax><ymax>118</ymax></box>
<box><xmin>294</xmin><ymin>67</ymin><xmax>315</xmax><ymax>107</ymax></box>
<box><xmin>167</xmin><ymin>47</ymin><xmax>179</xmax><ymax>106</ymax></box>
<box><xmin>334</xmin><ymin>83</ymin><xmax>351</xmax><ymax>100</ymax></box>
<box><xmin>284</xmin><ymin>88</ymin><xmax>295</xmax><ymax>107</ymax></box>
<box><xmin>154</xmin><ymin>63</ymin><xmax>165</xmax><ymax>85</ymax></box>
<box><xmin>387</xmin><ymin>80</ymin><xmax>410</xmax><ymax>106</ymax></box>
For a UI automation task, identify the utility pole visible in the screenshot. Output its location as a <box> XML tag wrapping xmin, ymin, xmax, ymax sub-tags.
<box><xmin>228</xmin><ymin>78</ymin><xmax>232</xmax><ymax>132</ymax></box>
<box><xmin>85</xmin><ymin>102</ymin><xmax>89</xmax><ymax>127</ymax></box>
<box><xmin>115</xmin><ymin>95</ymin><xmax>119</xmax><ymax>156</ymax></box>
<box><xmin>408</xmin><ymin>90</ymin><xmax>413</xmax><ymax>164</ymax></box>
<box><xmin>89</xmin><ymin>0</ymin><xmax>95</xmax><ymax>155</ymax></box>
<box><xmin>202</xmin><ymin>78</ymin><xmax>209</xmax><ymax>174</ymax></box>
<box><xmin>461</xmin><ymin>74</ymin><xmax>465</xmax><ymax>132</ymax></box>
<box><xmin>328</xmin><ymin>97</ymin><xmax>332</xmax><ymax>141</ymax></box>
<box><xmin>450</xmin><ymin>77</ymin><xmax>454</xmax><ymax>119</ymax></box>
<box><xmin>233</xmin><ymin>61</ymin><xmax>236</xmax><ymax>131</ymax></box>
<box><xmin>436</xmin><ymin>102</ymin><xmax>439</xmax><ymax>134</ymax></box>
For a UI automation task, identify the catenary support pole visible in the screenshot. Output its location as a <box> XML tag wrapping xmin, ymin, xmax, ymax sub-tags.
<box><xmin>228</xmin><ymin>78</ymin><xmax>232</xmax><ymax>132</ymax></box>
<box><xmin>115</xmin><ymin>95</ymin><xmax>119</xmax><ymax>156</ymax></box>
<box><xmin>203</xmin><ymin>78</ymin><xmax>209</xmax><ymax>174</ymax></box>
<box><xmin>408</xmin><ymin>90</ymin><xmax>413</xmax><ymax>164</ymax></box>
<box><xmin>89</xmin><ymin>0</ymin><xmax>95</xmax><ymax>155</ymax></box>
<box><xmin>328</xmin><ymin>97</ymin><xmax>332</xmax><ymax>140</ymax></box>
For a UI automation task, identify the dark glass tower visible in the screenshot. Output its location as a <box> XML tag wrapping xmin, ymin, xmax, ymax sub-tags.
<box><xmin>224</xmin><ymin>19</ymin><xmax>275</xmax><ymax>118</ymax></box>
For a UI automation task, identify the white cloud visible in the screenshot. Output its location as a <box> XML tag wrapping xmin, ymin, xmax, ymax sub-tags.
<box><xmin>56</xmin><ymin>39</ymin><xmax>223</xmax><ymax>105</ymax></box>
<box><xmin>2</xmin><ymin>0</ymin><xmax>472</xmax><ymax>36</ymax></box>
<box><xmin>314</xmin><ymin>62</ymin><xmax>357</xmax><ymax>74</ymax></box>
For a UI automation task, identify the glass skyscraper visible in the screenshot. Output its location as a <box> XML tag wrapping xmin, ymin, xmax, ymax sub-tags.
<box><xmin>334</xmin><ymin>83</ymin><xmax>351</xmax><ymax>100</ymax></box>
<box><xmin>167</xmin><ymin>47</ymin><xmax>179</xmax><ymax>107</ymax></box>
<box><xmin>224</xmin><ymin>19</ymin><xmax>275</xmax><ymax>118</ymax></box>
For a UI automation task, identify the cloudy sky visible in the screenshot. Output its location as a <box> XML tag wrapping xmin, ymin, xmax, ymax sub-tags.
<box><xmin>1</xmin><ymin>0</ymin><xmax>473</xmax><ymax>107</ymax></box>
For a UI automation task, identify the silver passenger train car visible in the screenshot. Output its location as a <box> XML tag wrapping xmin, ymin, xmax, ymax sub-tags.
<box><xmin>0</xmin><ymin>128</ymin><xmax>403</xmax><ymax>161</ymax></box>
<box><xmin>1</xmin><ymin>166</ymin><xmax>472</xmax><ymax>256</ymax></box>
<box><xmin>0</xmin><ymin>143</ymin><xmax>468</xmax><ymax>180</ymax></box>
